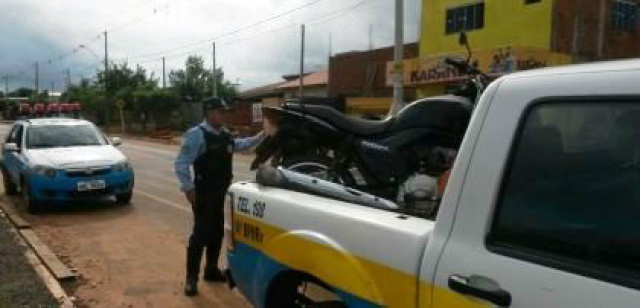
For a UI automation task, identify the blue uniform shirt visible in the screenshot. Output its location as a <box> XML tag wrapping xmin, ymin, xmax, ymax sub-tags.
<box><xmin>174</xmin><ymin>121</ymin><xmax>264</xmax><ymax>192</ymax></box>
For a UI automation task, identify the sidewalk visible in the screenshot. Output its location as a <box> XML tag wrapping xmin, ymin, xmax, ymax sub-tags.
<box><xmin>0</xmin><ymin>213</ymin><xmax>58</xmax><ymax>308</ymax></box>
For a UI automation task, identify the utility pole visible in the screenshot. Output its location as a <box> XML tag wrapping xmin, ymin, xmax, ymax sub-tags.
<box><xmin>35</xmin><ymin>62</ymin><xmax>39</xmax><ymax>94</ymax></box>
<box><xmin>389</xmin><ymin>0</ymin><xmax>404</xmax><ymax>116</ymax></box>
<box><xmin>162</xmin><ymin>57</ymin><xmax>166</xmax><ymax>89</ymax></box>
<box><xmin>327</xmin><ymin>34</ymin><xmax>332</xmax><ymax>67</ymax></box>
<box><xmin>299</xmin><ymin>24</ymin><xmax>305</xmax><ymax>99</ymax></box>
<box><xmin>596</xmin><ymin>0</ymin><xmax>606</xmax><ymax>59</ymax></box>
<box><xmin>368</xmin><ymin>24</ymin><xmax>374</xmax><ymax>51</ymax></box>
<box><xmin>212</xmin><ymin>42</ymin><xmax>218</xmax><ymax>97</ymax></box>
<box><xmin>103</xmin><ymin>30</ymin><xmax>109</xmax><ymax>124</ymax></box>
<box><xmin>50</xmin><ymin>81</ymin><xmax>54</xmax><ymax>94</ymax></box>
<box><xmin>5</xmin><ymin>74</ymin><xmax>8</xmax><ymax>97</ymax></box>
<box><xmin>66</xmin><ymin>68</ymin><xmax>71</xmax><ymax>90</ymax></box>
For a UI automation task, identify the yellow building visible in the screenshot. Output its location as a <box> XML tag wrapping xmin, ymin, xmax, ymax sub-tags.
<box><xmin>404</xmin><ymin>0</ymin><xmax>573</xmax><ymax>98</ymax></box>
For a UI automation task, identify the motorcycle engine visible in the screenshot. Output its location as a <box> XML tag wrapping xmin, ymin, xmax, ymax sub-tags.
<box><xmin>397</xmin><ymin>146</ymin><xmax>457</xmax><ymax>219</ymax></box>
<box><xmin>397</xmin><ymin>172</ymin><xmax>440</xmax><ymax>219</ymax></box>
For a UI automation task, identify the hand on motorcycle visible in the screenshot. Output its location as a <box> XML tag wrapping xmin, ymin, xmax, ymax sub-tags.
<box><xmin>263</xmin><ymin>115</ymin><xmax>278</xmax><ymax>137</ymax></box>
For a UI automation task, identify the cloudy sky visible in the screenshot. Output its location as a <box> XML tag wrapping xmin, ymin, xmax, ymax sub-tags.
<box><xmin>0</xmin><ymin>0</ymin><xmax>421</xmax><ymax>92</ymax></box>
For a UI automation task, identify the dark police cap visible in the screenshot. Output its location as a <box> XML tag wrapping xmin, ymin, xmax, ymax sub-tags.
<box><xmin>202</xmin><ymin>97</ymin><xmax>231</xmax><ymax>111</ymax></box>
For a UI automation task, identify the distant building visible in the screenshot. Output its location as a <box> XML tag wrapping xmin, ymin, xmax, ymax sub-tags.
<box><xmin>397</xmin><ymin>0</ymin><xmax>640</xmax><ymax>98</ymax></box>
<box><xmin>238</xmin><ymin>81</ymin><xmax>285</xmax><ymax>108</ymax></box>
<box><xmin>328</xmin><ymin>43</ymin><xmax>419</xmax><ymax>116</ymax></box>
<box><xmin>277</xmin><ymin>70</ymin><xmax>329</xmax><ymax>99</ymax></box>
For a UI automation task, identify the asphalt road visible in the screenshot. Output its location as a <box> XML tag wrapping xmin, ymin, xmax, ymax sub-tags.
<box><xmin>0</xmin><ymin>123</ymin><xmax>254</xmax><ymax>308</ymax></box>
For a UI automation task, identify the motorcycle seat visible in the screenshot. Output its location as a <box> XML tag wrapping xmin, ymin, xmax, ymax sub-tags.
<box><xmin>286</xmin><ymin>103</ymin><xmax>393</xmax><ymax>136</ymax></box>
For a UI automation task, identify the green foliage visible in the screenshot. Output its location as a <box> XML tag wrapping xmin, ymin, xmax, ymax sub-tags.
<box><xmin>10</xmin><ymin>87</ymin><xmax>35</xmax><ymax>98</ymax></box>
<box><xmin>133</xmin><ymin>88</ymin><xmax>179</xmax><ymax>115</ymax></box>
<box><xmin>169</xmin><ymin>55</ymin><xmax>238</xmax><ymax>102</ymax></box>
<box><xmin>62</xmin><ymin>78</ymin><xmax>101</xmax><ymax>115</ymax></box>
<box><xmin>60</xmin><ymin>57</ymin><xmax>237</xmax><ymax>123</ymax></box>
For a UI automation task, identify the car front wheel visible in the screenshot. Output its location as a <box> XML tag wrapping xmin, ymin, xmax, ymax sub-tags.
<box><xmin>22</xmin><ymin>180</ymin><xmax>41</xmax><ymax>214</ymax></box>
<box><xmin>2</xmin><ymin>168</ymin><xmax>18</xmax><ymax>195</ymax></box>
<box><xmin>115</xmin><ymin>192</ymin><xmax>133</xmax><ymax>205</ymax></box>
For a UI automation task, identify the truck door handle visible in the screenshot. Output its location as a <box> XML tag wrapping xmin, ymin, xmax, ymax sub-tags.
<box><xmin>448</xmin><ymin>274</ymin><xmax>512</xmax><ymax>307</ymax></box>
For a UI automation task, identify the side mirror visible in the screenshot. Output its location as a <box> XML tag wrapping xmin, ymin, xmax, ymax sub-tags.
<box><xmin>112</xmin><ymin>137</ymin><xmax>122</xmax><ymax>147</ymax></box>
<box><xmin>3</xmin><ymin>143</ymin><xmax>19</xmax><ymax>152</ymax></box>
<box><xmin>458</xmin><ymin>32</ymin><xmax>468</xmax><ymax>46</ymax></box>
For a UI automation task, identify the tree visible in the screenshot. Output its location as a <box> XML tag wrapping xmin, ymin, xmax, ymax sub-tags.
<box><xmin>97</xmin><ymin>62</ymin><xmax>157</xmax><ymax>99</ymax></box>
<box><xmin>133</xmin><ymin>88</ymin><xmax>179</xmax><ymax>131</ymax></box>
<box><xmin>63</xmin><ymin>78</ymin><xmax>101</xmax><ymax>115</ymax></box>
<box><xmin>10</xmin><ymin>87</ymin><xmax>35</xmax><ymax>98</ymax></box>
<box><xmin>169</xmin><ymin>55</ymin><xmax>238</xmax><ymax>103</ymax></box>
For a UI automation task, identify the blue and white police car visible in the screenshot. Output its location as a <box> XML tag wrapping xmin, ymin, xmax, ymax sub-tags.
<box><xmin>0</xmin><ymin>118</ymin><xmax>134</xmax><ymax>212</ymax></box>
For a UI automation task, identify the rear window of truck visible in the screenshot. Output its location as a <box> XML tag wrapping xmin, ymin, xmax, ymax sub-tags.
<box><xmin>489</xmin><ymin>99</ymin><xmax>640</xmax><ymax>289</ymax></box>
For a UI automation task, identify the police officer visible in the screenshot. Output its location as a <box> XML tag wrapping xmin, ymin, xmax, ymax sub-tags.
<box><xmin>174</xmin><ymin>97</ymin><xmax>263</xmax><ymax>296</ymax></box>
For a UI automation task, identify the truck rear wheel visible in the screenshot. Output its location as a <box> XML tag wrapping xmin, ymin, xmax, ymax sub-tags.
<box><xmin>267</xmin><ymin>273</ymin><xmax>346</xmax><ymax>308</ymax></box>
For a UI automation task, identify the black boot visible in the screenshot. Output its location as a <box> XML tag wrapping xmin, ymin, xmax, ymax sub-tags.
<box><xmin>204</xmin><ymin>245</ymin><xmax>226</xmax><ymax>282</ymax></box>
<box><xmin>185</xmin><ymin>237</ymin><xmax>204</xmax><ymax>295</ymax></box>
<box><xmin>184</xmin><ymin>276</ymin><xmax>198</xmax><ymax>296</ymax></box>
<box><xmin>204</xmin><ymin>267</ymin><xmax>227</xmax><ymax>282</ymax></box>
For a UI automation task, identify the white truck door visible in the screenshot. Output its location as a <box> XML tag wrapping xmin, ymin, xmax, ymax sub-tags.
<box><xmin>432</xmin><ymin>78</ymin><xmax>640</xmax><ymax>307</ymax></box>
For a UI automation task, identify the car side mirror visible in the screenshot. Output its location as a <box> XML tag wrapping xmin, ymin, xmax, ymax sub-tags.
<box><xmin>112</xmin><ymin>137</ymin><xmax>122</xmax><ymax>146</ymax></box>
<box><xmin>3</xmin><ymin>143</ymin><xmax>19</xmax><ymax>152</ymax></box>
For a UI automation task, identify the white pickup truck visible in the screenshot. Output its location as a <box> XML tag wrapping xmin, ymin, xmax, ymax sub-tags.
<box><xmin>225</xmin><ymin>60</ymin><xmax>640</xmax><ymax>308</ymax></box>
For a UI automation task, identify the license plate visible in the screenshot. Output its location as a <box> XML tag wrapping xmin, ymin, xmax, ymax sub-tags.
<box><xmin>77</xmin><ymin>180</ymin><xmax>106</xmax><ymax>192</ymax></box>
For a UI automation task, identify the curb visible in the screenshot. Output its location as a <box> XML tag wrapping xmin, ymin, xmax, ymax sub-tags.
<box><xmin>0</xmin><ymin>202</ymin><xmax>75</xmax><ymax>308</ymax></box>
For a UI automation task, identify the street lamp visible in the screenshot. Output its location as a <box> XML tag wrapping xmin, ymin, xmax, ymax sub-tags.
<box><xmin>78</xmin><ymin>44</ymin><xmax>102</xmax><ymax>62</ymax></box>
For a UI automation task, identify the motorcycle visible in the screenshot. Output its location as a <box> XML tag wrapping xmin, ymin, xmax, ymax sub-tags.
<box><xmin>251</xmin><ymin>33</ymin><xmax>491</xmax><ymax>218</ymax></box>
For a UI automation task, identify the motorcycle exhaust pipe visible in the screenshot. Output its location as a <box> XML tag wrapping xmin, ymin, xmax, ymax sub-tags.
<box><xmin>256</xmin><ymin>166</ymin><xmax>399</xmax><ymax>211</ymax></box>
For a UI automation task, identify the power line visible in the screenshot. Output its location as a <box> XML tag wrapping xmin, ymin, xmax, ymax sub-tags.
<box><xmin>134</xmin><ymin>0</ymin><xmax>371</xmax><ymax>64</ymax></box>
<box><xmin>125</xmin><ymin>0</ymin><xmax>329</xmax><ymax>61</ymax></box>
<box><xmin>37</xmin><ymin>2</ymin><xmax>171</xmax><ymax>69</ymax></box>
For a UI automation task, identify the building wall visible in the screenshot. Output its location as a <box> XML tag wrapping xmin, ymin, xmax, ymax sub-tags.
<box><xmin>552</xmin><ymin>0</ymin><xmax>640</xmax><ymax>61</ymax></box>
<box><xmin>328</xmin><ymin>43</ymin><xmax>419</xmax><ymax>100</ymax></box>
<box><xmin>282</xmin><ymin>86</ymin><xmax>328</xmax><ymax>99</ymax></box>
<box><xmin>421</xmin><ymin>0</ymin><xmax>554</xmax><ymax>57</ymax></box>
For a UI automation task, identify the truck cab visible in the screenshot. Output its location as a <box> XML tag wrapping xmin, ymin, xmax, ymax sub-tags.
<box><xmin>226</xmin><ymin>59</ymin><xmax>640</xmax><ymax>308</ymax></box>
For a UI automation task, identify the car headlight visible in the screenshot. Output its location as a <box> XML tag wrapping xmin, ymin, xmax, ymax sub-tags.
<box><xmin>113</xmin><ymin>161</ymin><xmax>131</xmax><ymax>172</ymax></box>
<box><xmin>32</xmin><ymin>165</ymin><xmax>57</xmax><ymax>178</ymax></box>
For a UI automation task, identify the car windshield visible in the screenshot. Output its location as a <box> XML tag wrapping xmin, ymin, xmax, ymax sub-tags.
<box><xmin>27</xmin><ymin>125</ymin><xmax>105</xmax><ymax>149</ymax></box>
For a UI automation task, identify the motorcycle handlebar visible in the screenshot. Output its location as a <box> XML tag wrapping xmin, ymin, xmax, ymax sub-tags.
<box><xmin>445</xmin><ymin>57</ymin><xmax>484</xmax><ymax>76</ymax></box>
<box><xmin>445</xmin><ymin>58</ymin><xmax>468</xmax><ymax>72</ymax></box>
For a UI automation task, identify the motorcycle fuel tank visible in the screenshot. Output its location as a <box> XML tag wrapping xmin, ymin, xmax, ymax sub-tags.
<box><xmin>391</xmin><ymin>95</ymin><xmax>473</xmax><ymax>137</ymax></box>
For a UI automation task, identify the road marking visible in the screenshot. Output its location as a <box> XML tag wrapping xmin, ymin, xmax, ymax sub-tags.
<box><xmin>134</xmin><ymin>188</ymin><xmax>190</xmax><ymax>213</ymax></box>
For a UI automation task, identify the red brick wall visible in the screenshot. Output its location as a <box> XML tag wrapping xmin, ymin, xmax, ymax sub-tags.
<box><xmin>552</xmin><ymin>0</ymin><xmax>640</xmax><ymax>61</ymax></box>
<box><xmin>328</xmin><ymin>43</ymin><xmax>419</xmax><ymax>100</ymax></box>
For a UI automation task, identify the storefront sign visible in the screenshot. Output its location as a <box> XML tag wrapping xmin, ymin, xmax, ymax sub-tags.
<box><xmin>387</xmin><ymin>47</ymin><xmax>572</xmax><ymax>86</ymax></box>
<box><xmin>252</xmin><ymin>103</ymin><xmax>263</xmax><ymax>123</ymax></box>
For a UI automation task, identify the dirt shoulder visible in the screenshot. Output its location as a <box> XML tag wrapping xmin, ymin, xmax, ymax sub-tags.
<box><xmin>0</xmin><ymin>214</ymin><xmax>58</xmax><ymax>308</ymax></box>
